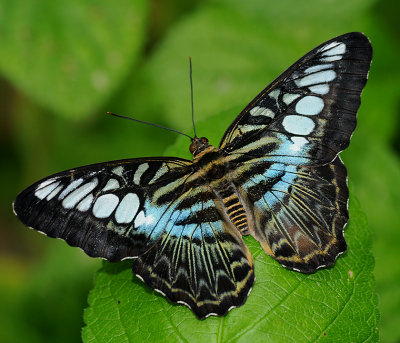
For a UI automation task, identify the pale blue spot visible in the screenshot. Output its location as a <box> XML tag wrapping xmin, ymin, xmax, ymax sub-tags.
<box><xmin>35</xmin><ymin>181</ymin><xmax>60</xmax><ymax>200</ymax></box>
<box><xmin>134</xmin><ymin>210</ymin><xmax>154</xmax><ymax>227</ymax></box>
<box><xmin>304</xmin><ymin>63</ymin><xmax>333</xmax><ymax>74</ymax></box>
<box><xmin>77</xmin><ymin>193</ymin><xmax>94</xmax><ymax>212</ymax></box>
<box><xmin>290</xmin><ymin>137</ymin><xmax>308</xmax><ymax>152</ymax></box>
<box><xmin>134</xmin><ymin>163</ymin><xmax>149</xmax><ymax>185</ymax></box>
<box><xmin>102</xmin><ymin>178</ymin><xmax>119</xmax><ymax>192</ymax></box>
<box><xmin>269</xmin><ymin>89</ymin><xmax>280</xmax><ymax>100</ymax></box>
<box><xmin>92</xmin><ymin>193</ymin><xmax>119</xmax><ymax>218</ymax></box>
<box><xmin>112</xmin><ymin>166</ymin><xmax>124</xmax><ymax>176</ymax></box>
<box><xmin>62</xmin><ymin>178</ymin><xmax>98</xmax><ymax>209</ymax></box>
<box><xmin>309</xmin><ymin>84</ymin><xmax>329</xmax><ymax>95</ymax></box>
<box><xmin>282</xmin><ymin>115</ymin><xmax>315</xmax><ymax>135</ymax></box>
<box><xmin>322</xmin><ymin>42</ymin><xmax>346</xmax><ymax>56</ymax></box>
<box><xmin>46</xmin><ymin>185</ymin><xmax>63</xmax><ymax>200</ymax></box>
<box><xmin>58</xmin><ymin>178</ymin><xmax>84</xmax><ymax>200</ymax></box>
<box><xmin>115</xmin><ymin>193</ymin><xmax>139</xmax><ymax>224</ymax></box>
<box><xmin>250</xmin><ymin>106</ymin><xmax>275</xmax><ymax>118</ymax></box>
<box><xmin>36</xmin><ymin>178</ymin><xmax>57</xmax><ymax>190</ymax></box>
<box><xmin>295</xmin><ymin>70</ymin><xmax>336</xmax><ymax>87</ymax></box>
<box><xmin>320</xmin><ymin>56</ymin><xmax>342</xmax><ymax>62</ymax></box>
<box><xmin>282</xmin><ymin>93</ymin><xmax>300</xmax><ymax>105</ymax></box>
<box><xmin>295</xmin><ymin>96</ymin><xmax>324</xmax><ymax>115</ymax></box>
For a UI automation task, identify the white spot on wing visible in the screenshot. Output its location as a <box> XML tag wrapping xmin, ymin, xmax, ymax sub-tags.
<box><xmin>62</xmin><ymin>178</ymin><xmax>98</xmax><ymax>209</ymax></box>
<box><xmin>103</xmin><ymin>178</ymin><xmax>119</xmax><ymax>192</ymax></box>
<box><xmin>320</xmin><ymin>55</ymin><xmax>342</xmax><ymax>62</ymax></box>
<box><xmin>77</xmin><ymin>193</ymin><xmax>94</xmax><ymax>212</ymax></box>
<box><xmin>134</xmin><ymin>210</ymin><xmax>155</xmax><ymax>227</ymax></box>
<box><xmin>290</xmin><ymin>137</ymin><xmax>308</xmax><ymax>152</ymax></box>
<box><xmin>321</xmin><ymin>42</ymin><xmax>346</xmax><ymax>57</ymax></box>
<box><xmin>304</xmin><ymin>63</ymin><xmax>333</xmax><ymax>74</ymax></box>
<box><xmin>309</xmin><ymin>84</ymin><xmax>330</xmax><ymax>95</ymax></box>
<box><xmin>282</xmin><ymin>93</ymin><xmax>300</xmax><ymax>105</ymax></box>
<box><xmin>112</xmin><ymin>166</ymin><xmax>123</xmax><ymax>177</ymax></box>
<box><xmin>93</xmin><ymin>194</ymin><xmax>119</xmax><ymax>218</ymax></box>
<box><xmin>282</xmin><ymin>115</ymin><xmax>315</xmax><ymax>135</ymax></box>
<box><xmin>36</xmin><ymin>178</ymin><xmax>57</xmax><ymax>190</ymax></box>
<box><xmin>46</xmin><ymin>185</ymin><xmax>63</xmax><ymax>200</ymax></box>
<box><xmin>134</xmin><ymin>163</ymin><xmax>149</xmax><ymax>185</ymax></box>
<box><xmin>249</xmin><ymin>106</ymin><xmax>275</xmax><ymax>119</ymax></box>
<box><xmin>269</xmin><ymin>89</ymin><xmax>280</xmax><ymax>100</ymax></box>
<box><xmin>295</xmin><ymin>70</ymin><xmax>336</xmax><ymax>87</ymax></box>
<box><xmin>35</xmin><ymin>181</ymin><xmax>61</xmax><ymax>200</ymax></box>
<box><xmin>115</xmin><ymin>193</ymin><xmax>140</xmax><ymax>224</ymax></box>
<box><xmin>58</xmin><ymin>178</ymin><xmax>84</xmax><ymax>200</ymax></box>
<box><xmin>295</xmin><ymin>96</ymin><xmax>324</xmax><ymax>115</ymax></box>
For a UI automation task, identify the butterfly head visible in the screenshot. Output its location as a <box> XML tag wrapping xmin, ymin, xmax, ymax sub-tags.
<box><xmin>190</xmin><ymin>137</ymin><xmax>210</xmax><ymax>157</ymax></box>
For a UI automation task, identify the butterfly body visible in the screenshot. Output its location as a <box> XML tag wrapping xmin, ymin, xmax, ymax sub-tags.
<box><xmin>13</xmin><ymin>32</ymin><xmax>372</xmax><ymax>319</ymax></box>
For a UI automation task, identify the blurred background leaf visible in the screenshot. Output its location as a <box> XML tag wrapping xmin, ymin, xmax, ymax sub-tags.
<box><xmin>1</xmin><ymin>0</ymin><xmax>399</xmax><ymax>342</ymax></box>
<box><xmin>0</xmin><ymin>0</ymin><xmax>148</xmax><ymax>119</ymax></box>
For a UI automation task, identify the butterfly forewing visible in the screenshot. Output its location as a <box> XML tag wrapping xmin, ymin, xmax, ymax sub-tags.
<box><xmin>13</xmin><ymin>158</ymin><xmax>193</xmax><ymax>261</ymax></box>
<box><xmin>13</xmin><ymin>32</ymin><xmax>372</xmax><ymax>319</ymax></box>
<box><xmin>220</xmin><ymin>32</ymin><xmax>372</xmax><ymax>167</ymax></box>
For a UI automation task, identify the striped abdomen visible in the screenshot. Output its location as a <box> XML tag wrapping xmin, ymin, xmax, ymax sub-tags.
<box><xmin>215</xmin><ymin>185</ymin><xmax>249</xmax><ymax>235</ymax></box>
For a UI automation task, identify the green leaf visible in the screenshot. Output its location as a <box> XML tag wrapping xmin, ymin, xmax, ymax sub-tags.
<box><xmin>83</xmin><ymin>111</ymin><xmax>378</xmax><ymax>343</ymax></box>
<box><xmin>0</xmin><ymin>0</ymin><xmax>148</xmax><ymax>119</ymax></box>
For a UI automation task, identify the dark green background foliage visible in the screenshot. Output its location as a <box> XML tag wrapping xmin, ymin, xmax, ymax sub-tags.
<box><xmin>0</xmin><ymin>0</ymin><xmax>398</xmax><ymax>342</ymax></box>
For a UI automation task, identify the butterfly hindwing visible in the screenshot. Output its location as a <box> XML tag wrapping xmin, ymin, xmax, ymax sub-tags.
<box><xmin>234</xmin><ymin>157</ymin><xmax>348</xmax><ymax>273</ymax></box>
<box><xmin>220</xmin><ymin>32</ymin><xmax>372</xmax><ymax>167</ymax></box>
<box><xmin>132</xmin><ymin>186</ymin><xmax>254</xmax><ymax>319</ymax></box>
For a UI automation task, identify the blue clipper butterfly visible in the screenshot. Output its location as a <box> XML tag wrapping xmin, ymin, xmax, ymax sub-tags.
<box><xmin>13</xmin><ymin>32</ymin><xmax>372</xmax><ymax>319</ymax></box>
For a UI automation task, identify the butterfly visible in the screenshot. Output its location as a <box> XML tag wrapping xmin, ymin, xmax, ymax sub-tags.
<box><xmin>13</xmin><ymin>32</ymin><xmax>372</xmax><ymax>319</ymax></box>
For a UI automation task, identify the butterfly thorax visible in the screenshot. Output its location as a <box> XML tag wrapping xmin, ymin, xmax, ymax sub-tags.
<box><xmin>190</xmin><ymin>137</ymin><xmax>232</xmax><ymax>183</ymax></box>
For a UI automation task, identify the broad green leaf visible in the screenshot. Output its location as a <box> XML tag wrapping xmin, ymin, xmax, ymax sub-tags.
<box><xmin>83</xmin><ymin>110</ymin><xmax>378</xmax><ymax>343</ymax></box>
<box><xmin>0</xmin><ymin>0</ymin><xmax>148</xmax><ymax>119</ymax></box>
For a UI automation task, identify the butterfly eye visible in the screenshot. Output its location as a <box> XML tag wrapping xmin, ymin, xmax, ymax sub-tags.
<box><xmin>189</xmin><ymin>142</ymin><xmax>196</xmax><ymax>154</ymax></box>
<box><xmin>200</xmin><ymin>137</ymin><xmax>208</xmax><ymax>144</ymax></box>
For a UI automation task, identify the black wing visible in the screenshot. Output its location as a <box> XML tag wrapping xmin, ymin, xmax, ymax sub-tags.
<box><xmin>13</xmin><ymin>157</ymin><xmax>192</xmax><ymax>261</ymax></box>
<box><xmin>220</xmin><ymin>32</ymin><xmax>372</xmax><ymax>167</ymax></box>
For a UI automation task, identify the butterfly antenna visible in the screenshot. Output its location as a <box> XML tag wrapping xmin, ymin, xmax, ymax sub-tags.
<box><xmin>189</xmin><ymin>57</ymin><xmax>197</xmax><ymax>138</ymax></box>
<box><xmin>107</xmin><ymin>112</ymin><xmax>193</xmax><ymax>140</ymax></box>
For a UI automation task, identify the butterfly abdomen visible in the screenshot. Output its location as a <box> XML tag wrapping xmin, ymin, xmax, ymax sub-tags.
<box><xmin>212</xmin><ymin>184</ymin><xmax>249</xmax><ymax>235</ymax></box>
<box><xmin>224</xmin><ymin>197</ymin><xmax>249</xmax><ymax>234</ymax></box>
